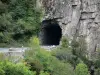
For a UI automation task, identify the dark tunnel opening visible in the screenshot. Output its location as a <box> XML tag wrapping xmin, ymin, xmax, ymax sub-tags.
<box><xmin>39</xmin><ymin>19</ymin><xmax>62</xmax><ymax>46</ymax></box>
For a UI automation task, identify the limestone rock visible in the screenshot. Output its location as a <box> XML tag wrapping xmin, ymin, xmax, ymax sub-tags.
<box><xmin>42</xmin><ymin>0</ymin><xmax>100</xmax><ymax>59</ymax></box>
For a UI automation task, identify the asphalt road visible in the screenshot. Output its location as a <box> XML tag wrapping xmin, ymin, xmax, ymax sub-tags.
<box><xmin>0</xmin><ymin>45</ymin><xmax>57</xmax><ymax>52</ymax></box>
<box><xmin>0</xmin><ymin>48</ymin><xmax>28</xmax><ymax>52</ymax></box>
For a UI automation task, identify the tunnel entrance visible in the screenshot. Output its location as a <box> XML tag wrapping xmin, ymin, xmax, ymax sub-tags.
<box><xmin>39</xmin><ymin>19</ymin><xmax>62</xmax><ymax>46</ymax></box>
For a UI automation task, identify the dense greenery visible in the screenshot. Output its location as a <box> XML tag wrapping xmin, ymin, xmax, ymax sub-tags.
<box><xmin>25</xmin><ymin>37</ymin><xmax>75</xmax><ymax>75</ymax></box>
<box><xmin>0</xmin><ymin>61</ymin><xmax>35</xmax><ymax>75</ymax></box>
<box><xmin>1</xmin><ymin>36</ymin><xmax>100</xmax><ymax>75</ymax></box>
<box><xmin>0</xmin><ymin>0</ymin><xmax>100</xmax><ymax>74</ymax></box>
<box><xmin>75</xmin><ymin>63</ymin><xmax>90</xmax><ymax>75</ymax></box>
<box><xmin>0</xmin><ymin>0</ymin><xmax>43</xmax><ymax>47</ymax></box>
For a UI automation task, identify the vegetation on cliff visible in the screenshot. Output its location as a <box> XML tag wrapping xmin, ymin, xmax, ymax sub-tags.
<box><xmin>0</xmin><ymin>0</ymin><xmax>43</xmax><ymax>47</ymax></box>
<box><xmin>1</xmin><ymin>36</ymin><xmax>100</xmax><ymax>75</ymax></box>
<box><xmin>1</xmin><ymin>0</ymin><xmax>100</xmax><ymax>75</ymax></box>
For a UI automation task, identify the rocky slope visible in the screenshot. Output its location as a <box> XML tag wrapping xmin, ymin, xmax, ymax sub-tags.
<box><xmin>41</xmin><ymin>0</ymin><xmax>100</xmax><ymax>59</ymax></box>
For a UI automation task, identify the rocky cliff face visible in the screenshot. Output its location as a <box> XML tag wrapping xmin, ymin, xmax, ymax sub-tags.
<box><xmin>42</xmin><ymin>0</ymin><xmax>100</xmax><ymax>59</ymax></box>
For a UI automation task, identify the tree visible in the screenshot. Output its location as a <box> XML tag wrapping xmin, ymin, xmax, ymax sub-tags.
<box><xmin>0</xmin><ymin>61</ymin><xmax>35</xmax><ymax>75</ymax></box>
<box><xmin>94</xmin><ymin>68</ymin><xmax>100</xmax><ymax>75</ymax></box>
<box><xmin>25</xmin><ymin>37</ymin><xmax>75</xmax><ymax>75</ymax></box>
<box><xmin>40</xmin><ymin>71</ymin><xmax>49</xmax><ymax>75</ymax></box>
<box><xmin>52</xmin><ymin>37</ymin><xmax>80</xmax><ymax>69</ymax></box>
<box><xmin>0</xmin><ymin>0</ymin><xmax>43</xmax><ymax>47</ymax></box>
<box><xmin>75</xmin><ymin>63</ymin><xmax>90</xmax><ymax>75</ymax></box>
<box><xmin>48</xmin><ymin>58</ymin><xmax>75</xmax><ymax>75</ymax></box>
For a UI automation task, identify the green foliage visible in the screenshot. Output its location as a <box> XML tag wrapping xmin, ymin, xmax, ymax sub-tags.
<box><xmin>93</xmin><ymin>49</ymin><xmax>100</xmax><ymax>68</ymax></box>
<box><xmin>0</xmin><ymin>53</ymin><xmax>6</xmax><ymax>61</ymax></box>
<box><xmin>52</xmin><ymin>46</ymin><xmax>80</xmax><ymax>68</ymax></box>
<box><xmin>71</xmin><ymin>38</ymin><xmax>87</xmax><ymax>58</ymax></box>
<box><xmin>75</xmin><ymin>63</ymin><xmax>90</xmax><ymax>75</ymax></box>
<box><xmin>25</xmin><ymin>48</ymin><xmax>75</xmax><ymax>75</ymax></box>
<box><xmin>61</xmin><ymin>37</ymin><xmax>69</xmax><ymax>48</ymax></box>
<box><xmin>0</xmin><ymin>68</ymin><xmax>5</xmax><ymax>75</ymax></box>
<box><xmin>25</xmin><ymin>37</ymin><xmax>50</xmax><ymax>74</ymax></box>
<box><xmin>25</xmin><ymin>37</ymin><xmax>75</xmax><ymax>75</ymax></box>
<box><xmin>52</xmin><ymin>38</ymin><xmax>82</xmax><ymax>69</ymax></box>
<box><xmin>40</xmin><ymin>71</ymin><xmax>49</xmax><ymax>75</ymax></box>
<box><xmin>94</xmin><ymin>59</ymin><xmax>100</xmax><ymax>68</ymax></box>
<box><xmin>29</xmin><ymin>36</ymin><xmax>40</xmax><ymax>47</ymax></box>
<box><xmin>0</xmin><ymin>0</ymin><xmax>43</xmax><ymax>47</ymax></box>
<box><xmin>94</xmin><ymin>68</ymin><xmax>100</xmax><ymax>75</ymax></box>
<box><xmin>49</xmin><ymin>58</ymin><xmax>75</xmax><ymax>75</ymax></box>
<box><xmin>25</xmin><ymin>47</ymin><xmax>51</xmax><ymax>74</ymax></box>
<box><xmin>70</xmin><ymin>38</ymin><xmax>90</xmax><ymax>68</ymax></box>
<box><xmin>0</xmin><ymin>61</ymin><xmax>35</xmax><ymax>75</ymax></box>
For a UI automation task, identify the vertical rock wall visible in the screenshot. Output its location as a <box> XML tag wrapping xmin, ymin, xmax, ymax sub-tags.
<box><xmin>42</xmin><ymin>0</ymin><xmax>100</xmax><ymax>59</ymax></box>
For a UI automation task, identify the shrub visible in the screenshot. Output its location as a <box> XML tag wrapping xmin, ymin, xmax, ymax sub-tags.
<box><xmin>52</xmin><ymin>38</ymin><xmax>80</xmax><ymax>69</ymax></box>
<box><xmin>94</xmin><ymin>68</ymin><xmax>100</xmax><ymax>75</ymax></box>
<box><xmin>49</xmin><ymin>58</ymin><xmax>75</xmax><ymax>75</ymax></box>
<box><xmin>75</xmin><ymin>63</ymin><xmax>90</xmax><ymax>75</ymax></box>
<box><xmin>61</xmin><ymin>37</ymin><xmax>69</xmax><ymax>48</ymax></box>
<box><xmin>40</xmin><ymin>71</ymin><xmax>49</xmax><ymax>75</ymax></box>
<box><xmin>25</xmin><ymin>37</ymin><xmax>75</xmax><ymax>75</ymax></box>
<box><xmin>0</xmin><ymin>61</ymin><xmax>35</xmax><ymax>75</ymax></box>
<box><xmin>0</xmin><ymin>0</ymin><xmax>43</xmax><ymax>46</ymax></box>
<box><xmin>0</xmin><ymin>68</ymin><xmax>5</xmax><ymax>75</ymax></box>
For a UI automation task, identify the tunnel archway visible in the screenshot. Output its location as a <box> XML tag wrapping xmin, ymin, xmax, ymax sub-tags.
<box><xmin>39</xmin><ymin>19</ymin><xmax>62</xmax><ymax>46</ymax></box>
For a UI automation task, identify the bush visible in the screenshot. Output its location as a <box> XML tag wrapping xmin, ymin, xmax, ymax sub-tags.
<box><xmin>75</xmin><ymin>63</ymin><xmax>90</xmax><ymax>75</ymax></box>
<box><xmin>40</xmin><ymin>71</ymin><xmax>49</xmax><ymax>75</ymax></box>
<box><xmin>0</xmin><ymin>61</ymin><xmax>35</xmax><ymax>75</ymax></box>
<box><xmin>0</xmin><ymin>0</ymin><xmax>43</xmax><ymax>47</ymax></box>
<box><xmin>49</xmin><ymin>57</ymin><xmax>75</xmax><ymax>75</ymax></box>
<box><xmin>0</xmin><ymin>68</ymin><xmax>5</xmax><ymax>75</ymax></box>
<box><xmin>52</xmin><ymin>38</ymin><xmax>81</xmax><ymax>69</ymax></box>
<box><xmin>61</xmin><ymin>37</ymin><xmax>69</xmax><ymax>48</ymax></box>
<box><xmin>25</xmin><ymin>47</ymin><xmax>51</xmax><ymax>74</ymax></box>
<box><xmin>94</xmin><ymin>68</ymin><xmax>100</xmax><ymax>75</ymax></box>
<box><xmin>25</xmin><ymin>37</ymin><xmax>75</xmax><ymax>75</ymax></box>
